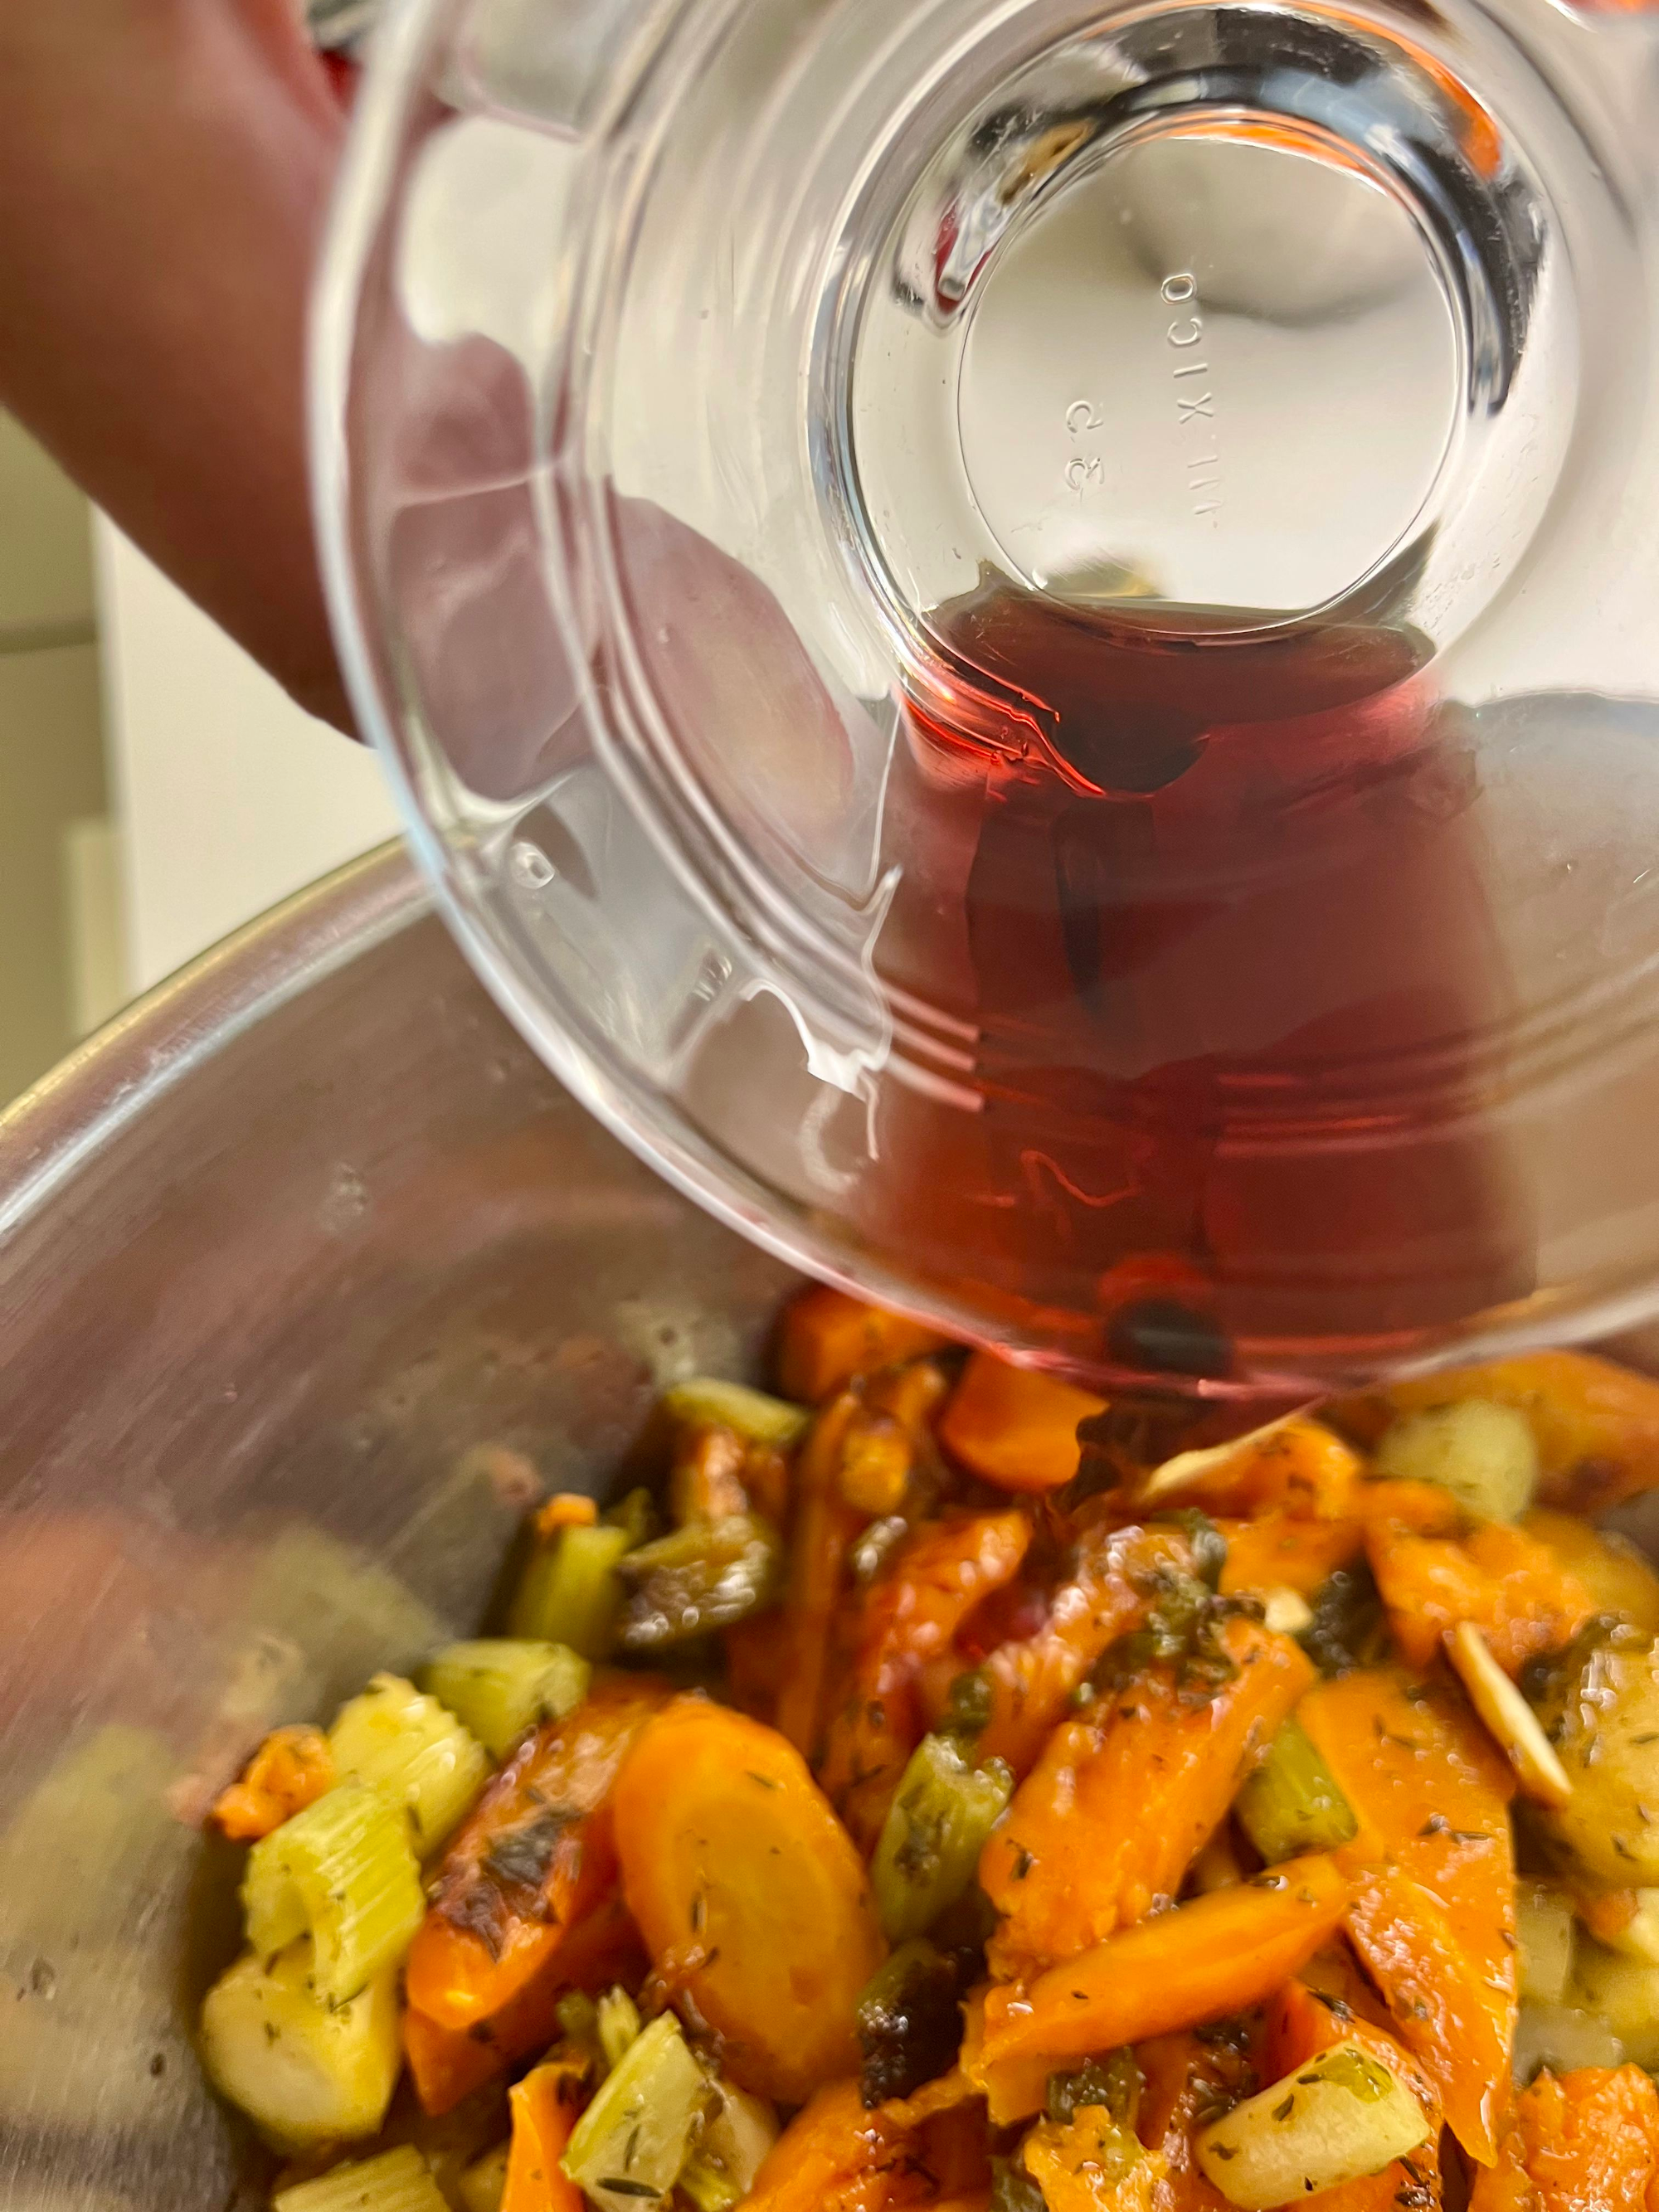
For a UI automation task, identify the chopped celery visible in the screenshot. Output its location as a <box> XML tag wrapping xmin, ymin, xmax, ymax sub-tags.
<box><xmin>1195</xmin><ymin>2042</ymin><xmax>1431</xmax><ymax>2209</ymax></box>
<box><xmin>1233</xmin><ymin>1717</ymin><xmax>1358</xmax><ymax>1863</ymax></box>
<box><xmin>274</xmin><ymin>2144</ymin><xmax>450</xmax><ymax>2212</ymax></box>
<box><xmin>1569</xmin><ymin>1940</ymin><xmax>1659</xmax><ymax>2069</ymax></box>
<box><xmin>1374</xmin><ymin>1399</ymin><xmax>1539</xmax><ymax>1522</ymax></box>
<box><xmin>198</xmin><ymin>1938</ymin><xmax>401</xmax><ymax>2150</ymax></box>
<box><xmin>561</xmin><ymin>2009</ymin><xmax>707</xmax><ymax>2212</ymax></box>
<box><xmin>420</xmin><ymin>1640</ymin><xmax>591</xmax><ymax>1759</ymax></box>
<box><xmin>328</xmin><ymin>1673</ymin><xmax>491</xmax><ymax>1855</ymax></box>
<box><xmin>1515</xmin><ymin>1881</ymin><xmax>1575</xmax><ymax>2005</ymax></box>
<box><xmin>615</xmin><ymin>1514</ymin><xmax>781</xmax><ymax>1650</ymax></box>
<box><xmin>508</xmin><ymin>1520</ymin><xmax>633</xmax><ymax>1655</ymax></box>
<box><xmin>856</xmin><ymin>1939</ymin><xmax>965</xmax><ymax>2104</ymax></box>
<box><xmin>597</xmin><ymin>1983</ymin><xmax>643</xmax><ymax>2070</ymax></box>
<box><xmin>662</xmin><ymin>1377</ymin><xmax>810</xmax><ymax>1450</ymax></box>
<box><xmin>242</xmin><ymin>1782</ymin><xmax>424</xmax><ymax>2004</ymax></box>
<box><xmin>606</xmin><ymin>1485</ymin><xmax>662</xmax><ymax>1548</ymax></box>
<box><xmin>680</xmin><ymin>2078</ymin><xmax>778</xmax><ymax>2212</ymax></box>
<box><xmin>940</xmin><ymin>1670</ymin><xmax>995</xmax><ymax>1743</ymax></box>
<box><xmin>1513</xmin><ymin>2000</ymin><xmax>1625</xmax><ymax>2079</ymax></box>
<box><xmin>456</xmin><ymin>2145</ymin><xmax>510</xmax><ymax>2212</ymax></box>
<box><xmin>557</xmin><ymin>1988</ymin><xmax>605</xmax><ymax>2069</ymax></box>
<box><xmin>871</xmin><ymin>1732</ymin><xmax>1014</xmax><ymax>1943</ymax></box>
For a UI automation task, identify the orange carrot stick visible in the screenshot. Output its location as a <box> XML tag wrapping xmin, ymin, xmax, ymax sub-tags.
<box><xmin>777</xmin><ymin>1287</ymin><xmax>952</xmax><ymax>1405</ymax></box>
<box><xmin>1365</xmin><ymin>1516</ymin><xmax>1595</xmax><ymax>1675</ymax></box>
<box><xmin>742</xmin><ymin>2078</ymin><xmax>930</xmax><ymax>2212</ymax></box>
<box><xmin>979</xmin><ymin>1854</ymin><xmax>1348</xmax><ymax>2088</ymax></box>
<box><xmin>503</xmin><ymin>2058</ymin><xmax>586</xmax><ymax>2212</ymax></box>
<box><xmin>1216</xmin><ymin>1514</ymin><xmax>1365</xmax><ymax>1600</ymax></box>
<box><xmin>981</xmin><ymin>1617</ymin><xmax>1312</xmax><ymax>1969</ymax></box>
<box><xmin>1144</xmin><ymin>1418</ymin><xmax>1365</xmax><ymax>1521</ymax></box>
<box><xmin>1472</xmin><ymin>2067</ymin><xmax>1659</xmax><ymax>2212</ymax></box>
<box><xmin>1134</xmin><ymin>2030</ymin><xmax>1258</xmax><ymax>2212</ymax></box>
<box><xmin>775</xmin><ymin>1388</ymin><xmax>866</xmax><ymax>1761</ymax></box>
<box><xmin>937</xmin><ymin>1353</ymin><xmax>1107</xmax><ymax>1493</ymax></box>
<box><xmin>405</xmin><ymin>1675</ymin><xmax>665</xmax><ymax>2031</ymax></box>
<box><xmin>820</xmin><ymin>1509</ymin><xmax>1031</xmax><ymax>1846</ymax></box>
<box><xmin>1297</xmin><ymin>1670</ymin><xmax>1516</xmax><ymax>2163</ymax></box>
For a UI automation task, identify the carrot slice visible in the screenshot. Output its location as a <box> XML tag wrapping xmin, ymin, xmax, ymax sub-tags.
<box><xmin>978</xmin><ymin>1517</ymin><xmax>1195</xmax><ymax>1777</ymax></box>
<box><xmin>1217</xmin><ymin>1514</ymin><xmax>1365</xmax><ymax>1600</ymax></box>
<box><xmin>405</xmin><ymin>1675</ymin><xmax>666</xmax><ymax>2030</ymax></box>
<box><xmin>1365</xmin><ymin>1517</ymin><xmax>1595</xmax><ymax>1674</ymax></box>
<box><xmin>1333</xmin><ymin>1351</ymin><xmax>1659</xmax><ymax>1514</ymax></box>
<box><xmin>1142</xmin><ymin>1418</ymin><xmax>1364</xmax><ymax>1521</ymax></box>
<box><xmin>503</xmin><ymin>2057</ymin><xmax>586</xmax><ymax>2212</ymax></box>
<box><xmin>959</xmin><ymin>1986</ymin><xmax>1054</xmax><ymax>2128</ymax></box>
<box><xmin>210</xmin><ymin>1725</ymin><xmax>335</xmax><ymax>1841</ymax></box>
<box><xmin>1134</xmin><ymin>2030</ymin><xmax>1259</xmax><ymax>2212</ymax></box>
<box><xmin>978</xmin><ymin>1854</ymin><xmax>1348</xmax><ymax>2088</ymax></box>
<box><xmin>820</xmin><ymin>1509</ymin><xmax>1031</xmax><ymax>1846</ymax></box>
<box><xmin>937</xmin><ymin>1354</ymin><xmax>1107</xmax><ymax>1493</ymax></box>
<box><xmin>1023</xmin><ymin>2105</ymin><xmax>1167</xmax><ymax>2212</ymax></box>
<box><xmin>613</xmin><ymin>1698</ymin><xmax>883</xmax><ymax>2103</ymax></box>
<box><xmin>742</xmin><ymin>2077</ymin><xmax>932</xmax><ymax>2212</ymax></box>
<box><xmin>1472</xmin><ymin>2067</ymin><xmax>1659</xmax><ymax>2212</ymax></box>
<box><xmin>1297</xmin><ymin>1670</ymin><xmax>1516</xmax><ymax>2163</ymax></box>
<box><xmin>402</xmin><ymin>1891</ymin><xmax>645</xmax><ymax>2116</ymax></box>
<box><xmin>777</xmin><ymin>1287</ymin><xmax>952</xmax><ymax>1404</ymax></box>
<box><xmin>775</xmin><ymin>1388</ymin><xmax>867</xmax><ymax>1761</ymax></box>
<box><xmin>981</xmin><ymin>1617</ymin><xmax>1313</xmax><ymax>1968</ymax></box>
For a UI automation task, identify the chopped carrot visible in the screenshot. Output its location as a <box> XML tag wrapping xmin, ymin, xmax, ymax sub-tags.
<box><xmin>1216</xmin><ymin>1514</ymin><xmax>1365</xmax><ymax>1600</ymax></box>
<box><xmin>874</xmin><ymin>2066</ymin><xmax>981</xmax><ymax>2129</ymax></box>
<box><xmin>1349</xmin><ymin>1480</ymin><xmax>1465</xmax><ymax>1537</ymax></box>
<box><xmin>775</xmin><ymin>1389</ymin><xmax>867</xmax><ymax>1760</ymax></box>
<box><xmin>724</xmin><ymin>1607</ymin><xmax>793</xmax><ymax>1727</ymax></box>
<box><xmin>1145</xmin><ymin>1418</ymin><xmax>1364</xmax><ymax>1521</ymax></box>
<box><xmin>405</xmin><ymin>1675</ymin><xmax>666</xmax><ymax>2031</ymax></box>
<box><xmin>959</xmin><ymin>1986</ymin><xmax>1053</xmax><ymax>2128</ymax></box>
<box><xmin>1332</xmin><ymin>1352</ymin><xmax>1659</xmax><ymax>1514</ymax></box>
<box><xmin>978</xmin><ymin>1517</ymin><xmax>1196</xmax><ymax>1777</ymax></box>
<box><xmin>535</xmin><ymin>1491</ymin><xmax>598</xmax><ymax>1537</ymax></box>
<box><xmin>1134</xmin><ymin>2030</ymin><xmax>1258</xmax><ymax>2212</ymax></box>
<box><xmin>866</xmin><ymin>1358</ymin><xmax>954</xmax><ymax>1442</ymax></box>
<box><xmin>837</xmin><ymin>1410</ymin><xmax>914</xmax><ymax>1517</ymax></box>
<box><xmin>938</xmin><ymin>1353</ymin><xmax>1107</xmax><ymax>1493</ymax></box>
<box><xmin>1472</xmin><ymin>2068</ymin><xmax>1659</xmax><ymax>2212</ymax></box>
<box><xmin>670</xmin><ymin>1426</ymin><xmax>752</xmax><ymax>1523</ymax></box>
<box><xmin>981</xmin><ymin>1617</ymin><xmax>1313</xmax><ymax>1969</ymax></box>
<box><xmin>1262</xmin><ymin>1968</ymin><xmax>1443</xmax><ymax>2212</ymax></box>
<box><xmin>777</xmin><ymin>1286</ymin><xmax>952</xmax><ymax>1404</ymax></box>
<box><xmin>820</xmin><ymin>1509</ymin><xmax>1031</xmax><ymax>1846</ymax></box>
<box><xmin>401</xmin><ymin>1891</ymin><xmax>645</xmax><ymax>2116</ymax></box>
<box><xmin>1365</xmin><ymin>1517</ymin><xmax>1596</xmax><ymax>1674</ymax></box>
<box><xmin>915</xmin><ymin>2101</ymin><xmax>992</xmax><ymax>2199</ymax></box>
<box><xmin>209</xmin><ymin>1724</ymin><xmax>334</xmax><ymax>1842</ymax></box>
<box><xmin>742</xmin><ymin>2077</ymin><xmax>932</xmax><ymax>2212</ymax></box>
<box><xmin>1023</xmin><ymin>2104</ymin><xmax>1168</xmax><ymax>2212</ymax></box>
<box><xmin>503</xmin><ymin>2057</ymin><xmax>586</xmax><ymax>2212</ymax></box>
<box><xmin>1297</xmin><ymin>1670</ymin><xmax>1516</xmax><ymax>2163</ymax></box>
<box><xmin>1520</xmin><ymin>1509</ymin><xmax>1659</xmax><ymax>1636</ymax></box>
<box><xmin>613</xmin><ymin>1698</ymin><xmax>883</xmax><ymax>2103</ymax></box>
<box><xmin>978</xmin><ymin>1854</ymin><xmax>1348</xmax><ymax>2093</ymax></box>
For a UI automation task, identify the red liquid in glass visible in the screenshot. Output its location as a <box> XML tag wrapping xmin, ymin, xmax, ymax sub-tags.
<box><xmin>867</xmin><ymin>577</ymin><xmax>1532</xmax><ymax>1384</ymax></box>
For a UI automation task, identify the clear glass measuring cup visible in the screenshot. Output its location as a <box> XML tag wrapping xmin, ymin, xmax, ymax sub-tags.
<box><xmin>314</xmin><ymin>0</ymin><xmax>1659</xmax><ymax>1397</ymax></box>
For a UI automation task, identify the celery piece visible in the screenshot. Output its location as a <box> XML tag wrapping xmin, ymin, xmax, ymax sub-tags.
<box><xmin>328</xmin><ymin>1673</ymin><xmax>491</xmax><ymax>1855</ymax></box>
<box><xmin>1195</xmin><ymin>2042</ymin><xmax>1430</xmax><ymax>2210</ymax></box>
<box><xmin>274</xmin><ymin>2145</ymin><xmax>450</xmax><ymax>2212</ymax></box>
<box><xmin>508</xmin><ymin>1521</ymin><xmax>633</xmax><ymax>1656</ymax></box>
<box><xmin>662</xmin><ymin>1378</ymin><xmax>811</xmax><ymax>1451</ymax></box>
<box><xmin>561</xmin><ymin>2009</ymin><xmax>707</xmax><ymax>2212</ymax></box>
<box><xmin>421</xmin><ymin>1640</ymin><xmax>591</xmax><ymax>1759</ymax></box>
<box><xmin>680</xmin><ymin>2078</ymin><xmax>779</xmax><ymax>2212</ymax></box>
<box><xmin>597</xmin><ymin>1983</ymin><xmax>644</xmax><ymax>2071</ymax></box>
<box><xmin>1374</xmin><ymin>1399</ymin><xmax>1540</xmax><ymax>1522</ymax></box>
<box><xmin>871</xmin><ymin>1733</ymin><xmax>1014</xmax><ymax>1943</ymax></box>
<box><xmin>456</xmin><ymin>2144</ymin><xmax>510</xmax><ymax>2212</ymax></box>
<box><xmin>242</xmin><ymin>1782</ymin><xmax>424</xmax><ymax>2004</ymax></box>
<box><xmin>616</xmin><ymin>1514</ymin><xmax>782</xmax><ymax>1650</ymax></box>
<box><xmin>198</xmin><ymin>1937</ymin><xmax>401</xmax><ymax>2150</ymax></box>
<box><xmin>1233</xmin><ymin>1717</ymin><xmax>1358</xmax><ymax>1864</ymax></box>
<box><xmin>1515</xmin><ymin>1879</ymin><xmax>1575</xmax><ymax>2005</ymax></box>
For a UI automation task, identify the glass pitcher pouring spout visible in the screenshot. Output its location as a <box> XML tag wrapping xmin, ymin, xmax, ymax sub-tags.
<box><xmin>313</xmin><ymin>0</ymin><xmax>1659</xmax><ymax>1398</ymax></box>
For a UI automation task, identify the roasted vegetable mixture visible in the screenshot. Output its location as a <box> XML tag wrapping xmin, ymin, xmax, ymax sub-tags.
<box><xmin>199</xmin><ymin>1292</ymin><xmax>1659</xmax><ymax>2212</ymax></box>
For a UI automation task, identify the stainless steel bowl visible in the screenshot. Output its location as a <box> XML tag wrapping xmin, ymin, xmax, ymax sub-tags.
<box><xmin>0</xmin><ymin>847</ymin><xmax>797</xmax><ymax>2210</ymax></box>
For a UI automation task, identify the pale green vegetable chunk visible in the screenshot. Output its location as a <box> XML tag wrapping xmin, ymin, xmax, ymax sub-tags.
<box><xmin>1513</xmin><ymin>2001</ymin><xmax>1625</xmax><ymax>2082</ymax></box>
<box><xmin>242</xmin><ymin>1783</ymin><xmax>424</xmax><ymax>2004</ymax></box>
<box><xmin>274</xmin><ymin>2144</ymin><xmax>450</xmax><ymax>2212</ymax></box>
<box><xmin>199</xmin><ymin>1940</ymin><xmax>400</xmax><ymax>2149</ymax></box>
<box><xmin>680</xmin><ymin>2078</ymin><xmax>780</xmax><ymax>2212</ymax></box>
<box><xmin>662</xmin><ymin>1377</ymin><xmax>810</xmax><ymax>1449</ymax></box>
<box><xmin>1530</xmin><ymin>1631</ymin><xmax>1659</xmax><ymax>1884</ymax></box>
<box><xmin>1569</xmin><ymin>1940</ymin><xmax>1659</xmax><ymax>2068</ymax></box>
<box><xmin>1233</xmin><ymin>1718</ymin><xmax>1358</xmax><ymax>1863</ymax></box>
<box><xmin>1374</xmin><ymin>1399</ymin><xmax>1539</xmax><ymax>1521</ymax></box>
<box><xmin>597</xmin><ymin>1982</ymin><xmax>643</xmax><ymax>2070</ymax></box>
<box><xmin>1195</xmin><ymin>2043</ymin><xmax>1431</xmax><ymax>2210</ymax></box>
<box><xmin>1515</xmin><ymin>1880</ymin><xmax>1575</xmax><ymax>2005</ymax></box>
<box><xmin>456</xmin><ymin>2144</ymin><xmax>510</xmax><ymax>2212</ymax></box>
<box><xmin>328</xmin><ymin>1672</ymin><xmax>490</xmax><ymax>1855</ymax></box>
<box><xmin>561</xmin><ymin>2009</ymin><xmax>708</xmax><ymax>2212</ymax></box>
<box><xmin>509</xmin><ymin>1522</ymin><xmax>633</xmax><ymax>1655</ymax></box>
<box><xmin>872</xmin><ymin>1732</ymin><xmax>1014</xmax><ymax>1943</ymax></box>
<box><xmin>420</xmin><ymin>1640</ymin><xmax>591</xmax><ymax>1758</ymax></box>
